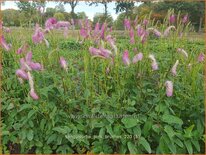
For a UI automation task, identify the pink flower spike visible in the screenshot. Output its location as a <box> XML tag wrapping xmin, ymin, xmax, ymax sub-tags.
<box><xmin>30</xmin><ymin>89</ymin><xmax>39</xmax><ymax>100</ymax></box>
<box><xmin>80</xmin><ymin>28</ymin><xmax>88</xmax><ymax>38</ymax></box>
<box><xmin>198</xmin><ymin>53</ymin><xmax>205</xmax><ymax>62</ymax></box>
<box><xmin>143</xmin><ymin>19</ymin><xmax>149</xmax><ymax>26</ymax></box>
<box><xmin>122</xmin><ymin>50</ymin><xmax>130</xmax><ymax>66</ymax></box>
<box><xmin>26</xmin><ymin>52</ymin><xmax>33</xmax><ymax>63</ymax></box>
<box><xmin>16</xmin><ymin>69</ymin><xmax>29</xmax><ymax>80</ymax></box>
<box><xmin>137</xmin><ymin>25</ymin><xmax>144</xmax><ymax>37</ymax></box>
<box><xmin>171</xmin><ymin>60</ymin><xmax>179</xmax><ymax>76</ymax></box>
<box><xmin>89</xmin><ymin>47</ymin><xmax>101</xmax><ymax>56</ymax></box>
<box><xmin>124</xmin><ymin>19</ymin><xmax>131</xmax><ymax>30</ymax></box>
<box><xmin>149</xmin><ymin>54</ymin><xmax>158</xmax><ymax>70</ymax></box>
<box><xmin>182</xmin><ymin>14</ymin><xmax>188</xmax><ymax>24</ymax></box>
<box><xmin>100</xmin><ymin>23</ymin><xmax>106</xmax><ymax>39</ymax></box>
<box><xmin>129</xmin><ymin>28</ymin><xmax>135</xmax><ymax>44</ymax></box>
<box><xmin>0</xmin><ymin>35</ymin><xmax>11</xmax><ymax>51</ymax></box>
<box><xmin>133</xmin><ymin>52</ymin><xmax>143</xmax><ymax>64</ymax></box>
<box><xmin>165</xmin><ymin>81</ymin><xmax>173</xmax><ymax>97</ymax></box>
<box><xmin>169</xmin><ymin>14</ymin><xmax>175</xmax><ymax>24</ymax></box>
<box><xmin>94</xmin><ymin>22</ymin><xmax>100</xmax><ymax>35</ymax></box>
<box><xmin>28</xmin><ymin>62</ymin><xmax>42</xmax><ymax>71</ymax></box>
<box><xmin>152</xmin><ymin>61</ymin><xmax>158</xmax><ymax>70</ymax></box>
<box><xmin>17</xmin><ymin>47</ymin><xmax>23</xmax><ymax>54</ymax></box>
<box><xmin>164</xmin><ymin>26</ymin><xmax>176</xmax><ymax>37</ymax></box>
<box><xmin>99</xmin><ymin>47</ymin><xmax>112</xmax><ymax>58</ymax></box>
<box><xmin>141</xmin><ymin>31</ymin><xmax>149</xmax><ymax>44</ymax></box>
<box><xmin>177</xmin><ymin>48</ymin><xmax>188</xmax><ymax>58</ymax></box>
<box><xmin>56</xmin><ymin>21</ymin><xmax>70</xmax><ymax>29</ymax></box>
<box><xmin>32</xmin><ymin>26</ymin><xmax>45</xmax><ymax>44</ymax></box>
<box><xmin>45</xmin><ymin>17</ymin><xmax>57</xmax><ymax>30</ymax></box>
<box><xmin>153</xmin><ymin>29</ymin><xmax>162</xmax><ymax>38</ymax></box>
<box><xmin>60</xmin><ymin>57</ymin><xmax>68</xmax><ymax>71</ymax></box>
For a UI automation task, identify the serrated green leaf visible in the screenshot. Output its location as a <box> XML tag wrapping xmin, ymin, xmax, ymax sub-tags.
<box><xmin>27</xmin><ymin>129</ymin><xmax>34</xmax><ymax>141</ymax></box>
<box><xmin>139</xmin><ymin>137</ymin><xmax>151</xmax><ymax>153</ymax></box>
<box><xmin>184</xmin><ymin>140</ymin><xmax>193</xmax><ymax>154</ymax></box>
<box><xmin>127</xmin><ymin>142</ymin><xmax>137</xmax><ymax>154</ymax></box>
<box><xmin>121</xmin><ymin>117</ymin><xmax>139</xmax><ymax>128</ymax></box>
<box><xmin>162</xmin><ymin>114</ymin><xmax>183</xmax><ymax>125</ymax></box>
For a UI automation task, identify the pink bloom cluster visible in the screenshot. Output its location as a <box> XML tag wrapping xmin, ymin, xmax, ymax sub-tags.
<box><xmin>122</xmin><ymin>50</ymin><xmax>143</xmax><ymax>66</ymax></box>
<box><xmin>89</xmin><ymin>47</ymin><xmax>112</xmax><ymax>59</ymax></box>
<box><xmin>0</xmin><ymin>35</ymin><xmax>12</xmax><ymax>51</ymax></box>
<box><xmin>16</xmin><ymin>52</ymin><xmax>42</xmax><ymax>100</ymax></box>
<box><xmin>59</xmin><ymin>57</ymin><xmax>68</xmax><ymax>71</ymax></box>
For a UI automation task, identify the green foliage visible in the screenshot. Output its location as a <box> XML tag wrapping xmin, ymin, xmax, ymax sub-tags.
<box><xmin>53</xmin><ymin>12</ymin><xmax>65</xmax><ymax>21</ymax></box>
<box><xmin>1</xmin><ymin>6</ymin><xmax>205</xmax><ymax>155</ymax></box>
<box><xmin>93</xmin><ymin>13</ymin><xmax>113</xmax><ymax>27</ymax></box>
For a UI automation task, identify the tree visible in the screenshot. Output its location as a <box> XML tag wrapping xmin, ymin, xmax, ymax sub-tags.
<box><xmin>54</xmin><ymin>12</ymin><xmax>65</xmax><ymax>21</ymax></box>
<box><xmin>55</xmin><ymin>3</ymin><xmax>65</xmax><ymax>13</ymax></box>
<box><xmin>153</xmin><ymin>1</ymin><xmax>205</xmax><ymax>32</ymax></box>
<box><xmin>2</xmin><ymin>9</ymin><xmax>20</xmax><ymax>26</ymax></box>
<box><xmin>113</xmin><ymin>12</ymin><xmax>126</xmax><ymax>30</ymax></box>
<box><xmin>93</xmin><ymin>13</ymin><xmax>113</xmax><ymax>27</ymax></box>
<box><xmin>16</xmin><ymin>0</ymin><xmax>46</xmax><ymax>26</ymax></box>
<box><xmin>45</xmin><ymin>7</ymin><xmax>57</xmax><ymax>18</ymax></box>
<box><xmin>76</xmin><ymin>12</ymin><xmax>87</xmax><ymax>19</ymax></box>
<box><xmin>63</xmin><ymin>0</ymin><xmax>78</xmax><ymax>18</ymax></box>
<box><xmin>88</xmin><ymin>0</ymin><xmax>112</xmax><ymax>17</ymax></box>
<box><xmin>115</xmin><ymin>2</ymin><xmax>135</xmax><ymax>17</ymax></box>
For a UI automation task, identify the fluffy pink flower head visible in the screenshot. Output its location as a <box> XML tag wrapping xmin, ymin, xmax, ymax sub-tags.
<box><xmin>99</xmin><ymin>47</ymin><xmax>112</xmax><ymax>58</ymax></box>
<box><xmin>149</xmin><ymin>54</ymin><xmax>158</xmax><ymax>70</ymax></box>
<box><xmin>17</xmin><ymin>47</ymin><xmax>23</xmax><ymax>54</ymax></box>
<box><xmin>16</xmin><ymin>69</ymin><xmax>29</xmax><ymax>80</ymax></box>
<box><xmin>122</xmin><ymin>50</ymin><xmax>130</xmax><ymax>66</ymax></box>
<box><xmin>94</xmin><ymin>22</ymin><xmax>100</xmax><ymax>36</ymax></box>
<box><xmin>171</xmin><ymin>60</ymin><xmax>179</xmax><ymax>76</ymax></box>
<box><xmin>16</xmin><ymin>44</ymin><xmax>29</xmax><ymax>55</ymax></box>
<box><xmin>141</xmin><ymin>31</ymin><xmax>149</xmax><ymax>44</ymax></box>
<box><xmin>137</xmin><ymin>25</ymin><xmax>144</xmax><ymax>37</ymax></box>
<box><xmin>30</xmin><ymin>89</ymin><xmax>39</xmax><ymax>100</ymax></box>
<box><xmin>100</xmin><ymin>23</ymin><xmax>107</xmax><ymax>39</ymax></box>
<box><xmin>177</xmin><ymin>48</ymin><xmax>188</xmax><ymax>58</ymax></box>
<box><xmin>143</xmin><ymin>19</ymin><xmax>149</xmax><ymax>26</ymax></box>
<box><xmin>169</xmin><ymin>14</ymin><xmax>175</xmax><ymax>24</ymax></box>
<box><xmin>153</xmin><ymin>29</ymin><xmax>162</xmax><ymax>38</ymax></box>
<box><xmin>19</xmin><ymin>52</ymin><xmax>42</xmax><ymax>71</ymax></box>
<box><xmin>198</xmin><ymin>53</ymin><xmax>205</xmax><ymax>62</ymax></box>
<box><xmin>89</xmin><ymin>47</ymin><xmax>101</xmax><ymax>56</ymax></box>
<box><xmin>0</xmin><ymin>35</ymin><xmax>11</xmax><ymax>51</ymax></box>
<box><xmin>59</xmin><ymin>57</ymin><xmax>68</xmax><ymax>71</ymax></box>
<box><xmin>32</xmin><ymin>26</ymin><xmax>45</xmax><ymax>44</ymax></box>
<box><xmin>80</xmin><ymin>28</ymin><xmax>89</xmax><ymax>38</ymax></box>
<box><xmin>133</xmin><ymin>52</ymin><xmax>143</xmax><ymax>64</ymax></box>
<box><xmin>45</xmin><ymin>17</ymin><xmax>57</xmax><ymax>30</ymax></box>
<box><xmin>164</xmin><ymin>26</ymin><xmax>176</xmax><ymax>37</ymax></box>
<box><xmin>165</xmin><ymin>81</ymin><xmax>173</xmax><ymax>97</ymax></box>
<box><xmin>106</xmin><ymin>35</ymin><xmax>115</xmax><ymax>46</ymax></box>
<box><xmin>182</xmin><ymin>14</ymin><xmax>188</xmax><ymax>24</ymax></box>
<box><xmin>129</xmin><ymin>28</ymin><xmax>135</xmax><ymax>44</ymax></box>
<box><xmin>124</xmin><ymin>19</ymin><xmax>131</xmax><ymax>30</ymax></box>
<box><xmin>56</xmin><ymin>21</ymin><xmax>70</xmax><ymax>29</ymax></box>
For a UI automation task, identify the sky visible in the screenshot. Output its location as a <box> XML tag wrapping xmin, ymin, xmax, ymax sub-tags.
<box><xmin>1</xmin><ymin>1</ymin><xmax>142</xmax><ymax>20</ymax></box>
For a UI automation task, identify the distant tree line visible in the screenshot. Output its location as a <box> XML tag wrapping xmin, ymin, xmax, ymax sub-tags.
<box><xmin>2</xmin><ymin>0</ymin><xmax>205</xmax><ymax>32</ymax></box>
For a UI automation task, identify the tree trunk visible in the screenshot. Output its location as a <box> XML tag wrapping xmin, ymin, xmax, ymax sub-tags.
<box><xmin>104</xmin><ymin>3</ymin><xmax>108</xmax><ymax>17</ymax></box>
<box><xmin>198</xmin><ymin>17</ymin><xmax>203</xmax><ymax>33</ymax></box>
